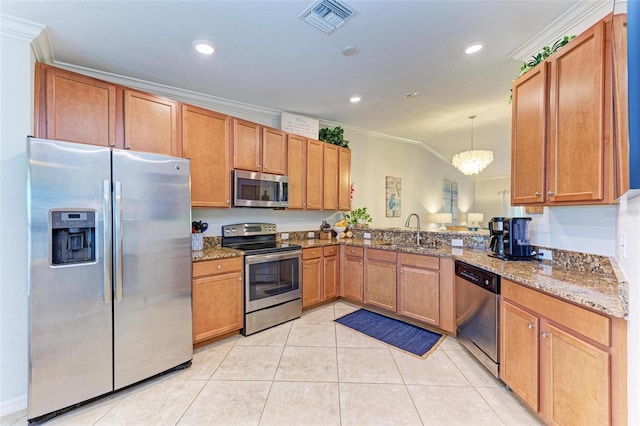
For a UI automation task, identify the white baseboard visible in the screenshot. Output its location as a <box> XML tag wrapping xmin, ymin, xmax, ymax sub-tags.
<box><xmin>0</xmin><ymin>395</ymin><xmax>27</xmax><ymax>418</ymax></box>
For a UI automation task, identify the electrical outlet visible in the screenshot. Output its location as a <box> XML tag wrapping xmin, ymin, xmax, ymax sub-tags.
<box><xmin>281</xmin><ymin>233</ymin><xmax>289</xmax><ymax>240</ymax></box>
<box><xmin>621</xmin><ymin>232</ymin><xmax>627</xmax><ymax>259</ymax></box>
<box><xmin>451</xmin><ymin>239</ymin><xmax>463</xmax><ymax>247</ymax></box>
<box><xmin>538</xmin><ymin>249</ymin><xmax>552</xmax><ymax>261</ymax></box>
<box><xmin>307</xmin><ymin>231</ymin><xmax>315</xmax><ymax>238</ymax></box>
<box><xmin>364</xmin><ymin>232</ymin><xmax>371</xmax><ymax>239</ymax></box>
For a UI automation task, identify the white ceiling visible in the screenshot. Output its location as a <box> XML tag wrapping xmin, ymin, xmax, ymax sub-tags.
<box><xmin>1</xmin><ymin>0</ymin><xmax>615</xmax><ymax>179</ymax></box>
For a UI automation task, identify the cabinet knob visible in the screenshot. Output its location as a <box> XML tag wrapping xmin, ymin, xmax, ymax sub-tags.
<box><xmin>535</xmin><ymin>192</ymin><xmax>541</xmax><ymax>197</ymax></box>
<box><xmin>217</xmin><ymin>264</ymin><xmax>222</xmax><ymax>270</ymax></box>
<box><xmin>541</xmin><ymin>332</ymin><xmax>550</xmax><ymax>338</ymax></box>
<box><xmin>325</xmin><ymin>262</ymin><xmax>328</xmax><ymax>265</ymax></box>
<box><xmin>547</xmin><ymin>190</ymin><xmax>554</xmax><ymax>196</ymax></box>
<box><xmin>226</xmin><ymin>200</ymin><xmax>230</xmax><ymax>204</ymax></box>
<box><xmin>392</xmin><ymin>268</ymin><xmax>396</xmax><ymax>272</ymax></box>
<box><xmin>359</xmin><ymin>262</ymin><xmax>362</xmax><ymax>266</ymax></box>
<box><xmin>257</xmin><ymin>164</ymin><xmax>261</xmax><ymax>169</ymax></box>
<box><xmin>400</xmin><ymin>270</ymin><xmax>404</xmax><ymax>274</ymax></box>
<box><xmin>239</xmin><ymin>277</ymin><xmax>242</xmax><ymax>281</ymax></box>
<box><xmin>304</xmin><ymin>264</ymin><xmax>307</xmax><ymax>269</ymax></box>
<box><xmin>125</xmin><ymin>145</ymin><xmax>131</xmax><ymax>150</ymax></box>
<box><xmin>303</xmin><ymin>202</ymin><xmax>306</xmax><ymax>206</ymax></box>
<box><xmin>527</xmin><ymin>323</ymin><xmax>534</xmax><ymax>329</ymax></box>
<box><xmin>109</xmin><ymin>143</ymin><xmax>116</xmax><ymax>147</ymax></box>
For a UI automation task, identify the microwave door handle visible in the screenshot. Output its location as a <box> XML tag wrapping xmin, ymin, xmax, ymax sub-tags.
<box><xmin>278</xmin><ymin>180</ymin><xmax>283</xmax><ymax>201</ymax></box>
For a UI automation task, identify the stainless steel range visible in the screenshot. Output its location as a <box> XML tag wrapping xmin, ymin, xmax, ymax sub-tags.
<box><xmin>222</xmin><ymin>223</ymin><xmax>302</xmax><ymax>335</ymax></box>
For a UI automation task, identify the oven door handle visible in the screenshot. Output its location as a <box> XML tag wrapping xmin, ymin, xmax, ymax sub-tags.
<box><xmin>245</xmin><ymin>250</ymin><xmax>302</xmax><ymax>264</ymax></box>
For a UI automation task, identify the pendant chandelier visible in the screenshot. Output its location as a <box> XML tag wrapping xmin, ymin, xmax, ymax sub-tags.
<box><xmin>452</xmin><ymin>115</ymin><xmax>494</xmax><ymax>176</ymax></box>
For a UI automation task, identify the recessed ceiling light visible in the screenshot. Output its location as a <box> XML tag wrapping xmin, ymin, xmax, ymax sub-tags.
<box><xmin>193</xmin><ymin>40</ymin><xmax>215</xmax><ymax>55</ymax></box>
<box><xmin>403</xmin><ymin>91</ymin><xmax>418</xmax><ymax>99</ymax></box>
<box><xmin>349</xmin><ymin>96</ymin><xmax>361</xmax><ymax>103</ymax></box>
<box><xmin>342</xmin><ymin>45</ymin><xmax>360</xmax><ymax>56</ymax></box>
<box><xmin>465</xmin><ymin>43</ymin><xmax>483</xmax><ymax>54</ymax></box>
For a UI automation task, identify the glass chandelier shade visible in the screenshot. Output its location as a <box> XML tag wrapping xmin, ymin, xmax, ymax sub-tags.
<box><xmin>452</xmin><ymin>115</ymin><xmax>494</xmax><ymax>176</ymax></box>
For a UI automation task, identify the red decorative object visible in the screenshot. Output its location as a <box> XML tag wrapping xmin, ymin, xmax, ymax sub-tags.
<box><xmin>350</xmin><ymin>182</ymin><xmax>355</xmax><ymax>200</ymax></box>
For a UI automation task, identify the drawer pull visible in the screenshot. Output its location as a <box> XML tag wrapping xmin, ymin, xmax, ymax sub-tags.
<box><xmin>217</xmin><ymin>264</ymin><xmax>222</xmax><ymax>270</ymax></box>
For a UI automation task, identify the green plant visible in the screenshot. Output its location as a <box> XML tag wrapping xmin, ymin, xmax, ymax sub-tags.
<box><xmin>509</xmin><ymin>35</ymin><xmax>576</xmax><ymax>103</ymax></box>
<box><xmin>345</xmin><ymin>207</ymin><xmax>372</xmax><ymax>226</ymax></box>
<box><xmin>319</xmin><ymin>126</ymin><xmax>349</xmax><ymax>147</ymax></box>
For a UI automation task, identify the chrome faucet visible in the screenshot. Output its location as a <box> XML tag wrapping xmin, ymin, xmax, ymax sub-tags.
<box><xmin>405</xmin><ymin>213</ymin><xmax>421</xmax><ymax>245</ymax></box>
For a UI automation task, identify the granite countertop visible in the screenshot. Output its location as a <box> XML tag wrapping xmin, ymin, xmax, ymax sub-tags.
<box><xmin>192</xmin><ymin>237</ymin><xmax>629</xmax><ymax>319</ymax></box>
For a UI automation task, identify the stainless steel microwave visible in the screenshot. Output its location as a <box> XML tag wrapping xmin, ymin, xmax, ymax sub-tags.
<box><xmin>233</xmin><ymin>170</ymin><xmax>289</xmax><ymax>208</ymax></box>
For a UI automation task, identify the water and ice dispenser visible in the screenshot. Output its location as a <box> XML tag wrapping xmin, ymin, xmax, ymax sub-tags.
<box><xmin>51</xmin><ymin>210</ymin><xmax>96</xmax><ymax>265</ymax></box>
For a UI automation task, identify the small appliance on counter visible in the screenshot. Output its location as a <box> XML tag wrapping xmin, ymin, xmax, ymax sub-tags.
<box><xmin>488</xmin><ymin>216</ymin><xmax>532</xmax><ymax>261</ymax></box>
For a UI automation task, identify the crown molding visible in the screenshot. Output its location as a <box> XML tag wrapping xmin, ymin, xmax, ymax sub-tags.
<box><xmin>1</xmin><ymin>14</ymin><xmax>53</xmax><ymax>62</ymax></box>
<box><xmin>508</xmin><ymin>0</ymin><xmax>614</xmax><ymax>61</ymax></box>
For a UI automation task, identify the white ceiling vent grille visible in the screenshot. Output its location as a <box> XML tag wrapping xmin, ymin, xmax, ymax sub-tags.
<box><xmin>299</xmin><ymin>0</ymin><xmax>357</xmax><ymax>34</ymax></box>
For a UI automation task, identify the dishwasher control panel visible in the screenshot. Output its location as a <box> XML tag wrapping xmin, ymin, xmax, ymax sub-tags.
<box><xmin>455</xmin><ymin>261</ymin><xmax>500</xmax><ymax>294</ymax></box>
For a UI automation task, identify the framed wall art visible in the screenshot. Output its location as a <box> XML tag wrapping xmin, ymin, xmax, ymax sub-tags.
<box><xmin>385</xmin><ymin>176</ymin><xmax>402</xmax><ymax>217</ymax></box>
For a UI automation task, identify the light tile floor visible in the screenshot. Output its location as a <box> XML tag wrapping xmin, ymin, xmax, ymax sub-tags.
<box><xmin>2</xmin><ymin>301</ymin><xmax>542</xmax><ymax>426</ymax></box>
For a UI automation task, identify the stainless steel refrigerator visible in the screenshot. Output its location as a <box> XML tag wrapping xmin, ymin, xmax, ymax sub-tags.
<box><xmin>27</xmin><ymin>137</ymin><xmax>193</xmax><ymax>421</ymax></box>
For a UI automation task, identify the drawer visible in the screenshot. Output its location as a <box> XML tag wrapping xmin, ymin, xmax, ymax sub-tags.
<box><xmin>323</xmin><ymin>245</ymin><xmax>339</xmax><ymax>257</ymax></box>
<box><xmin>343</xmin><ymin>246</ymin><xmax>364</xmax><ymax>258</ymax></box>
<box><xmin>502</xmin><ymin>279</ymin><xmax>611</xmax><ymax>347</ymax></box>
<box><xmin>303</xmin><ymin>247</ymin><xmax>322</xmax><ymax>260</ymax></box>
<box><xmin>366</xmin><ymin>248</ymin><xmax>397</xmax><ymax>263</ymax></box>
<box><xmin>193</xmin><ymin>257</ymin><xmax>243</xmax><ymax>278</ymax></box>
<box><xmin>399</xmin><ymin>253</ymin><xmax>439</xmax><ymax>270</ymax></box>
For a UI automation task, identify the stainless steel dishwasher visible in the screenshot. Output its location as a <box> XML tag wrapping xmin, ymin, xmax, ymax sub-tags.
<box><xmin>455</xmin><ymin>260</ymin><xmax>500</xmax><ymax>378</ymax></box>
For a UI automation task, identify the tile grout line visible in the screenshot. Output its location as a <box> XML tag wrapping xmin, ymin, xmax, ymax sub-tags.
<box><xmin>387</xmin><ymin>346</ymin><xmax>426</xmax><ymax>426</ymax></box>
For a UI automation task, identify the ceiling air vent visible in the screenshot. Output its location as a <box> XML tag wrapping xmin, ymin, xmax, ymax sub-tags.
<box><xmin>299</xmin><ymin>0</ymin><xmax>357</xmax><ymax>34</ymax></box>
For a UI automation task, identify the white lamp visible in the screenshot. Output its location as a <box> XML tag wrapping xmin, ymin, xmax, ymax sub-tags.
<box><xmin>467</xmin><ymin>212</ymin><xmax>484</xmax><ymax>231</ymax></box>
<box><xmin>432</xmin><ymin>213</ymin><xmax>452</xmax><ymax>231</ymax></box>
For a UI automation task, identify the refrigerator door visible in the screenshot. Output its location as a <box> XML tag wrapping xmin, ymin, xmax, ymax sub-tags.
<box><xmin>27</xmin><ymin>138</ymin><xmax>113</xmax><ymax>420</ymax></box>
<box><xmin>112</xmin><ymin>149</ymin><xmax>192</xmax><ymax>389</ymax></box>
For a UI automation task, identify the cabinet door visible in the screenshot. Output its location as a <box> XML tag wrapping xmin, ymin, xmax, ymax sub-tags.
<box><xmin>500</xmin><ymin>300</ymin><xmax>539</xmax><ymax>412</ymax></box>
<box><xmin>364</xmin><ymin>259</ymin><xmax>397</xmax><ymax>312</ymax></box>
<box><xmin>324</xmin><ymin>254</ymin><xmax>339</xmax><ymax>300</ymax></box>
<box><xmin>306</xmin><ymin>139</ymin><xmax>324</xmax><ymax>210</ymax></box>
<box><xmin>540</xmin><ymin>321</ymin><xmax>610</xmax><ymax>426</ymax></box>
<box><xmin>42</xmin><ymin>65</ymin><xmax>118</xmax><ymax>147</ymax></box>
<box><xmin>232</xmin><ymin>118</ymin><xmax>261</xmax><ymax>171</ymax></box>
<box><xmin>338</xmin><ymin>147</ymin><xmax>352</xmax><ymax>211</ymax></box>
<box><xmin>124</xmin><ymin>89</ymin><xmax>179</xmax><ymax>156</ymax></box>
<box><xmin>547</xmin><ymin>21</ymin><xmax>607</xmax><ymax>203</ymax></box>
<box><xmin>262</xmin><ymin>127</ymin><xmax>287</xmax><ymax>175</ymax></box>
<box><xmin>192</xmin><ymin>271</ymin><xmax>243</xmax><ymax>343</ymax></box>
<box><xmin>287</xmin><ymin>134</ymin><xmax>307</xmax><ymax>209</ymax></box>
<box><xmin>182</xmin><ymin>104</ymin><xmax>231</xmax><ymax>208</ymax></box>
<box><xmin>613</xmin><ymin>13</ymin><xmax>629</xmax><ymax>198</ymax></box>
<box><xmin>302</xmin><ymin>258</ymin><xmax>323</xmax><ymax>308</ymax></box>
<box><xmin>398</xmin><ymin>266</ymin><xmax>439</xmax><ymax>326</ymax></box>
<box><xmin>511</xmin><ymin>63</ymin><xmax>547</xmax><ymax>205</ymax></box>
<box><xmin>323</xmin><ymin>144</ymin><xmax>339</xmax><ymax>210</ymax></box>
<box><xmin>341</xmin><ymin>255</ymin><xmax>363</xmax><ymax>302</ymax></box>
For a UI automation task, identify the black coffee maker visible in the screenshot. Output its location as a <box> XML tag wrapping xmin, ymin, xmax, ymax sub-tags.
<box><xmin>488</xmin><ymin>217</ymin><xmax>505</xmax><ymax>258</ymax></box>
<box><xmin>503</xmin><ymin>217</ymin><xmax>532</xmax><ymax>260</ymax></box>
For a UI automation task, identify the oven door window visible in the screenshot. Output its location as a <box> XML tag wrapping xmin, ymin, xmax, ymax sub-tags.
<box><xmin>247</xmin><ymin>256</ymin><xmax>299</xmax><ymax>302</ymax></box>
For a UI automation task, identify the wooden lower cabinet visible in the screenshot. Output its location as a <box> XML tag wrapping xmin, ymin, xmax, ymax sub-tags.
<box><xmin>302</xmin><ymin>248</ymin><xmax>323</xmax><ymax>308</ymax></box>
<box><xmin>398</xmin><ymin>264</ymin><xmax>439</xmax><ymax>326</ymax></box>
<box><xmin>192</xmin><ymin>258</ymin><xmax>243</xmax><ymax>344</ymax></box>
<box><xmin>341</xmin><ymin>246</ymin><xmax>364</xmax><ymax>302</ymax></box>
<box><xmin>364</xmin><ymin>249</ymin><xmax>397</xmax><ymax>311</ymax></box>
<box><xmin>500</xmin><ymin>278</ymin><xmax>626</xmax><ymax>425</ymax></box>
<box><xmin>302</xmin><ymin>245</ymin><xmax>339</xmax><ymax>308</ymax></box>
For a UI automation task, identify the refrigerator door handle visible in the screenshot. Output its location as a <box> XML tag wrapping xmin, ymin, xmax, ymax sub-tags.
<box><xmin>114</xmin><ymin>181</ymin><xmax>123</xmax><ymax>302</ymax></box>
<box><xmin>103</xmin><ymin>180</ymin><xmax>112</xmax><ymax>304</ymax></box>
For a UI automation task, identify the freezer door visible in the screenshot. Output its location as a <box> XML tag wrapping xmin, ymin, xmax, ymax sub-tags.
<box><xmin>112</xmin><ymin>149</ymin><xmax>192</xmax><ymax>389</ymax></box>
<box><xmin>27</xmin><ymin>138</ymin><xmax>113</xmax><ymax>420</ymax></box>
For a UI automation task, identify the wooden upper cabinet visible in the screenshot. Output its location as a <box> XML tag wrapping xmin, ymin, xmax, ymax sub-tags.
<box><xmin>124</xmin><ymin>89</ymin><xmax>180</xmax><ymax>156</ymax></box>
<box><xmin>338</xmin><ymin>147</ymin><xmax>352</xmax><ymax>211</ymax></box>
<box><xmin>231</xmin><ymin>119</ymin><xmax>287</xmax><ymax>175</ymax></box>
<box><xmin>613</xmin><ymin>13</ymin><xmax>629</xmax><ymax>198</ymax></box>
<box><xmin>182</xmin><ymin>104</ymin><xmax>231</xmax><ymax>208</ymax></box>
<box><xmin>232</xmin><ymin>118</ymin><xmax>262</xmax><ymax>171</ymax></box>
<box><xmin>287</xmin><ymin>134</ymin><xmax>307</xmax><ymax>209</ymax></box>
<box><xmin>262</xmin><ymin>127</ymin><xmax>287</xmax><ymax>175</ymax></box>
<box><xmin>306</xmin><ymin>139</ymin><xmax>324</xmax><ymax>210</ymax></box>
<box><xmin>547</xmin><ymin>19</ymin><xmax>608</xmax><ymax>204</ymax></box>
<box><xmin>511</xmin><ymin>63</ymin><xmax>547</xmax><ymax>205</ymax></box>
<box><xmin>38</xmin><ymin>63</ymin><xmax>118</xmax><ymax>147</ymax></box>
<box><xmin>323</xmin><ymin>144</ymin><xmax>339</xmax><ymax>210</ymax></box>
